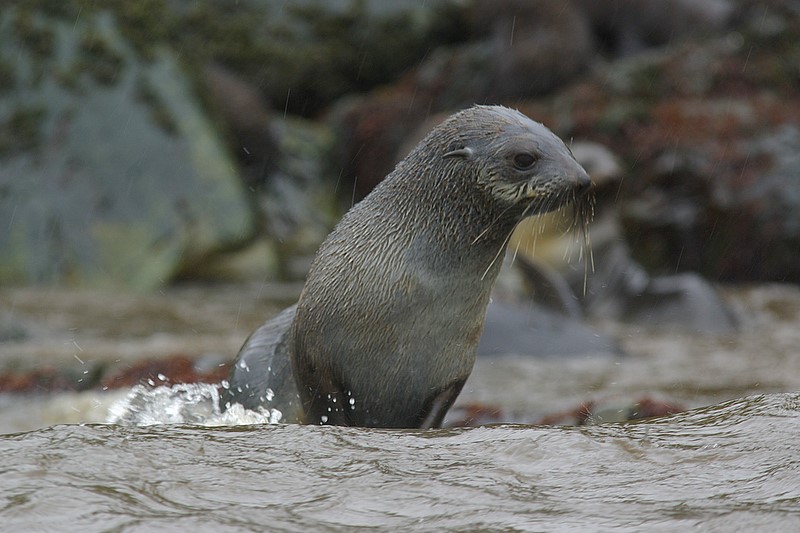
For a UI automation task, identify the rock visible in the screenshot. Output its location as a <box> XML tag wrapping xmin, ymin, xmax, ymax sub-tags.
<box><xmin>169</xmin><ymin>0</ymin><xmax>467</xmax><ymax>117</ymax></box>
<box><xmin>201</xmin><ymin>63</ymin><xmax>278</xmax><ymax>189</ymax></box>
<box><xmin>328</xmin><ymin>0</ymin><xmax>594</xmax><ymax>201</ymax></box>
<box><xmin>478</xmin><ymin>299</ymin><xmax>621</xmax><ymax>357</ymax></box>
<box><xmin>568</xmin><ymin>141</ymin><xmax>623</xmax><ymax>186</ymax></box>
<box><xmin>260</xmin><ymin>117</ymin><xmax>339</xmax><ymax>279</ymax></box>
<box><xmin>533</xmin><ymin>395</ymin><xmax>687</xmax><ymax>425</ymax></box>
<box><xmin>483</xmin><ymin>254</ymin><xmax>621</xmax><ymax>357</ymax></box>
<box><xmin>511</xmin><ymin>139</ymin><xmax>739</xmax><ymax>334</ymax></box>
<box><xmin>100</xmin><ymin>354</ymin><xmax>229</xmax><ymax>390</ymax></box>
<box><xmin>444</xmin><ymin>395</ymin><xmax>686</xmax><ymax>427</ymax></box>
<box><xmin>618</xmin><ymin>272</ymin><xmax>739</xmax><ymax>333</ymax></box>
<box><xmin>579</xmin><ymin>0</ymin><xmax>734</xmax><ymax>56</ymax></box>
<box><xmin>327</xmin><ymin>93</ymin><xmax>427</xmax><ymax>200</ymax></box>
<box><xmin>428</xmin><ymin>0</ymin><xmax>593</xmax><ymax>107</ymax></box>
<box><xmin>180</xmin><ymin>114</ymin><xmax>339</xmax><ymax>284</ymax></box>
<box><xmin>617</xmin><ymin>117</ymin><xmax>800</xmax><ymax>284</ymax></box>
<box><xmin>513</xmin><ymin>2</ymin><xmax>800</xmax><ymax>283</ymax></box>
<box><xmin>0</xmin><ymin>312</ymin><xmax>32</xmax><ymax>343</ymax></box>
<box><xmin>327</xmin><ymin>0</ymin><xmax>736</xmax><ymax>202</ymax></box>
<box><xmin>0</xmin><ymin>8</ymin><xmax>255</xmax><ymax>289</ymax></box>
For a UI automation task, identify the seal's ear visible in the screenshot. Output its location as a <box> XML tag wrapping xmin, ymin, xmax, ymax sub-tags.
<box><xmin>443</xmin><ymin>147</ymin><xmax>474</xmax><ymax>160</ymax></box>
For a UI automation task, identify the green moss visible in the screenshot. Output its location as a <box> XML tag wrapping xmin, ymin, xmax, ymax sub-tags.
<box><xmin>15</xmin><ymin>0</ymin><xmax>77</xmax><ymax>19</ymax></box>
<box><xmin>54</xmin><ymin>65</ymin><xmax>83</xmax><ymax>93</ymax></box>
<box><xmin>0</xmin><ymin>105</ymin><xmax>48</xmax><ymax>156</ymax></box>
<box><xmin>78</xmin><ymin>32</ymin><xmax>126</xmax><ymax>85</ymax></box>
<box><xmin>628</xmin><ymin>62</ymin><xmax>665</xmax><ymax>98</ymax></box>
<box><xmin>109</xmin><ymin>0</ymin><xmax>169</xmax><ymax>60</ymax></box>
<box><xmin>596</xmin><ymin>101</ymin><xmax>650</xmax><ymax>135</ymax></box>
<box><xmin>8</xmin><ymin>0</ymin><xmax>471</xmax><ymax>116</ymax></box>
<box><xmin>0</xmin><ymin>59</ymin><xmax>16</xmax><ymax>93</ymax></box>
<box><xmin>135</xmin><ymin>76</ymin><xmax>178</xmax><ymax>136</ymax></box>
<box><xmin>12</xmin><ymin>10</ymin><xmax>56</xmax><ymax>61</ymax></box>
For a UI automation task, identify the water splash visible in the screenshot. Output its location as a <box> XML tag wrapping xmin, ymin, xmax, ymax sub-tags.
<box><xmin>106</xmin><ymin>383</ymin><xmax>282</xmax><ymax>427</ymax></box>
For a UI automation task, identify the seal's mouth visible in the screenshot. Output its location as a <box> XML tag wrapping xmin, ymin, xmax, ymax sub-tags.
<box><xmin>477</xmin><ymin>178</ymin><xmax>595</xmax><ymax>282</ymax></box>
<box><xmin>523</xmin><ymin>174</ymin><xmax>594</xmax><ymax>217</ymax></box>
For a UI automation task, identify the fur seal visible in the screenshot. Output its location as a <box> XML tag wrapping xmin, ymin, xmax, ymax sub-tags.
<box><xmin>221</xmin><ymin>105</ymin><xmax>592</xmax><ymax>428</ymax></box>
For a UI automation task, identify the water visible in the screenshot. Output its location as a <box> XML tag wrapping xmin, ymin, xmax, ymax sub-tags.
<box><xmin>1</xmin><ymin>393</ymin><xmax>798</xmax><ymax>531</ymax></box>
<box><xmin>1</xmin><ymin>283</ymin><xmax>800</xmax><ymax>530</ymax></box>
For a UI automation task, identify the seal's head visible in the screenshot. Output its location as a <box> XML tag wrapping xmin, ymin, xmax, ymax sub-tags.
<box><xmin>420</xmin><ymin>105</ymin><xmax>592</xmax><ymax>221</ymax></box>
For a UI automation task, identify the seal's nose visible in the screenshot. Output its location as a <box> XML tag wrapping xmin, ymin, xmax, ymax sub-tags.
<box><xmin>574</xmin><ymin>171</ymin><xmax>593</xmax><ymax>196</ymax></box>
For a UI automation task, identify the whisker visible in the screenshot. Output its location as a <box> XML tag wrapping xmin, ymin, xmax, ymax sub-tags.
<box><xmin>509</xmin><ymin>203</ymin><xmax>535</xmax><ymax>266</ymax></box>
<box><xmin>480</xmin><ymin>228</ymin><xmax>515</xmax><ymax>281</ymax></box>
<box><xmin>471</xmin><ymin>203</ymin><xmax>519</xmax><ymax>245</ymax></box>
<box><xmin>573</xmin><ymin>191</ymin><xmax>596</xmax><ymax>296</ymax></box>
<box><xmin>481</xmin><ymin>203</ymin><xmax>534</xmax><ymax>281</ymax></box>
<box><xmin>510</xmin><ymin>234</ymin><xmax>523</xmax><ymax>265</ymax></box>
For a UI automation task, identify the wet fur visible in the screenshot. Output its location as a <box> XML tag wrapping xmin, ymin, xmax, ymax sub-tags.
<box><xmin>223</xmin><ymin>105</ymin><xmax>592</xmax><ymax>428</ymax></box>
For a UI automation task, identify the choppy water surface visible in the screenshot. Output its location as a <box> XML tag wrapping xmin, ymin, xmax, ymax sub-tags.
<box><xmin>2</xmin><ymin>394</ymin><xmax>799</xmax><ymax>531</ymax></box>
<box><xmin>1</xmin><ymin>284</ymin><xmax>800</xmax><ymax>530</ymax></box>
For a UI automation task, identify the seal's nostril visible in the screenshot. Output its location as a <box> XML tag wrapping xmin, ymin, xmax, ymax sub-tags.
<box><xmin>575</xmin><ymin>172</ymin><xmax>593</xmax><ymax>195</ymax></box>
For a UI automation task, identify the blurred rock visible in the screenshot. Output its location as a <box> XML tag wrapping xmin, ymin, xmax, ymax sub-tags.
<box><xmin>579</xmin><ymin>214</ymin><xmax>739</xmax><ymax>334</ymax></box>
<box><xmin>178</xmin><ymin>113</ymin><xmax>339</xmax><ymax>283</ymax></box>
<box><xmin>445</xmin><ymin>395</ymin><xmax>687</xmax><ymax>427</ymax></box>
<box><xmin>164</xmin><ymin>0</ymin><xmax>467</xmax><ymax>117</ymax></box>
<box><xmin>512</xmin><ymin>140</ymin><xmax>738</xmax><ymax>334</ymax></box>
<box><xmin>201</xmin><ymin>63</ymin><xmax>278</xmax><ymax>189</ymax></box>
<box><xmin>622</xmin><ymin>123</ymin><xmax>800</xmax><ymax>283</ymax></box>
<box><xmin>580</xmin><ymin>0</ymin><xmax>734</xmax><ymax>56</ymax></box>
<box><xmin>4</xmin><ymin>0</ymin><xmax>797</xmax><ymax>291</ymax></box>
<box><xmin>0</xmin><ymin>313</ymin><xmax>31</xmax><ymax>343</ymax></box>
<box><xmin>260</xmin><ymin>117</ymin><xmax>339</xmax><ymax>280</ymax></box>
<box><xmin>479</xmin><ymin>299</ymin><xmax>621</xmax><ymax>357</ymax></box>
<box><xmin>516</xmin><ymin>1</ymin><xmax>800</xmax><ymax>283</ymax></box>
<box><xmin>0</xmin><ymin>8</ymin><xmax>255</xmax><ymax>289</ymax></box>
<box><xmin>327</xmin><ymin>94</ymin><xmax>426</xmax><ymax>199</ymax></box>
<box><xmin>101</xmin><ymin>354</ymin><xmax>229</xmax><ymax>390</ymax></box>
<box><xmin>534</xmin><ymin>395</ymin><xmax>687</xmax><ymax>425</ymax></box>
<box><xmin>325</xmin><ymin>0</ymin><xmax>739</xmax><ymax>202</ymax></box>
<box><xmin>329</xmin><ymin>0</ymin><xmax>594</xmax><ymax>200</ymax></box>
<box><xmin>433</xmin><ymin>0</ymin><xmax>593</xmax><ymax>107</ymax></box>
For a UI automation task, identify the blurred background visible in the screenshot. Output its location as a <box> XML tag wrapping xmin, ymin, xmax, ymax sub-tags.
<box><xmin>1</xmin><ymin>0</ymin><xmax>799</xmax><ymax>431</ymax></box>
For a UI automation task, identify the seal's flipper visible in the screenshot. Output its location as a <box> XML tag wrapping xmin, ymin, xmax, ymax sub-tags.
<box><xmin>221</xmin><ymin>304</ymin><xmax>304</xmax><ymax>423</ymax></box>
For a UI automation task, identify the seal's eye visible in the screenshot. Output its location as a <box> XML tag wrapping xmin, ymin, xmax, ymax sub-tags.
<box><xmin>513</xmin><ymin>153</ymin><xmax>537</xmax><ymax>170</ymax></box>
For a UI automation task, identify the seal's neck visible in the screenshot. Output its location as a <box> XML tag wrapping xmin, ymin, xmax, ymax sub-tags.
<box><xmin>372</xmin><ymin>170</ymin><xmax>521</xmax><ymax>283</ymax></box>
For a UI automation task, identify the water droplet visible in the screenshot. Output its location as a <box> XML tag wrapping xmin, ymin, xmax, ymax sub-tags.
<box><xmin>320</xmin><ymin>415</ymin><xmax>328</xmax><ymax>424</ymax></box>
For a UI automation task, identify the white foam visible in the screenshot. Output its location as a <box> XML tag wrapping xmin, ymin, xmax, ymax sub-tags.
<box><xmin>106</xmin><ymin>383</ymin><xmax>282</xmax><ymax>427</ymax></box>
